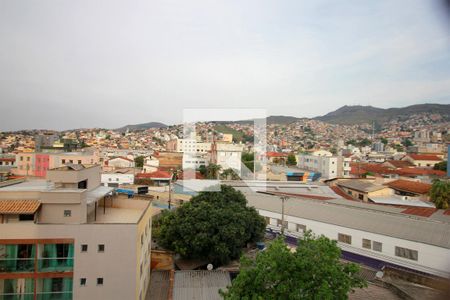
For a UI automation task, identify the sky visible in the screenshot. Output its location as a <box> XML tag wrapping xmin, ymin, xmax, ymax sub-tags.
<box><xmin>0</xmin><ymin>0</ymin><xmax>449</xmax><ymax>131</ymax></box>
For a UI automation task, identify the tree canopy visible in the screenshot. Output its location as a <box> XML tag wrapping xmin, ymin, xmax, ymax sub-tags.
<box><xmin>221</xmin><ymin>233</ymin><xmax>366</xmax><ymax>300</ymax></box>
<box><xmin>286</xmin><ymin>154</ymin><xmax>297</xmax><ymax>166</ymax></box>
<box><xmin>134</xmin><ymin>155</ymin><xmax>145</xmax><ymax>168</ymax></box>
<box><xmin>155</xmin><ymin>185</ymin><xmax>266</xmax><ymax>265</ymax></box>
<box><xmin>430</xmin><ymin>180</ymin><xmax>450</xmax><ymax>209</ymax></box>
<box><xmin>433</xmin><ymin>161</ymin><xmax>447</xmax><ymax>172</ymax></box>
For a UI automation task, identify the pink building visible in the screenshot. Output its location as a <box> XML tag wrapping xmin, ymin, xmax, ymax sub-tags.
<box><xmin>34</xmin><ymin>153</ymin><xmax>50</xmax><ymax>177</ymax></box>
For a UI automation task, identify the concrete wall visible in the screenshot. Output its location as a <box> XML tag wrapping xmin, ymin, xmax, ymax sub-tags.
<box><xmin>47</xmin><ymin>166</ymin><xmax>101</xmax><ymax>191</ymax></box>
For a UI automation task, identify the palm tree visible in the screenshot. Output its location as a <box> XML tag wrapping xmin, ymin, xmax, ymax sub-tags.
<box><xmin>206</xmin><ymin>163</ymin><xmax>222</xmax><ymax>179</ymax></box>
<box><xmin>430</xmin><ymin>180</ymin><xmax>450</xmax><ymax>209</ymax></box>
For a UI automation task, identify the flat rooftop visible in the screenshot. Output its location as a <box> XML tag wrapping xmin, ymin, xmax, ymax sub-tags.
<box><xmin>88</xmin><ymin>195</ymin><xmax>151</xmax><ymax>224</ymax></box>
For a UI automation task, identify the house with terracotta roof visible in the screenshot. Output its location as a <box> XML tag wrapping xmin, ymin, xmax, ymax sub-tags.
<box><xmin>136</xmin><ymin>170</ymin><xmax>173</xmax><ymax>186</ymax></box>
<box><xmin>402</xmin><ymin>154</ymin><xmax>443</xmax><ymax>168</ymax></box>
<box><xmin>381</xmin><ymin>160</ymin><xmax>414</xmax><ymax>169</ymax></box>
<box><xmin>385</xmin><ymin>179</ymin><xmax>432</xmax><ymax>200</ymax></box>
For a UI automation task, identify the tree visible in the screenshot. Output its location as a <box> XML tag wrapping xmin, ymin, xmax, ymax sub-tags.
<box><xmin>402</xmin><ymin>138</ymin><xmax>413</xmax><ymax>148</ymax></box>
<box><xmin>430</xmin><ymin>180</ymin><xmax>450</xmax><ymax>209</ymax></box>
<box><xmin>433</xmin><ymin>161</ymin><xmax>447</xmax><ymax>172</ymax></box>
<box><xmin>134</xmin><ymin>156</ymin><xmax>145</xmax><ymax>168</ymax></box>
<box><xmin>358</xmin><ymin>138</ymin><xmax>371</xmax><ymax>147</ymax></box>
<box><xmin>380</xmin><ymin>138</ymin><xmax>388</xmax><ymax>145</ymax></box>
<box><xmin>198</xmin><ymin>165</ymin><xmax>207</xmax><ymax>177</ymax></box>
<box><xmin>155</xmin><ymin>185</ymin><xmax>266</xmax><ymax>265</ymax></box>
<box><xmin>242</xmin><ymin>152</ymin><xmax>255</xmax><ymax>172</ymax></box>
<box><xmin>220</xmin><ymin>168</ymin><xmax>240</xmax><ymax>180</ymax></box>
<box><xmin>206</xmin><ymin>163</ymin><xmax>222</xmax><ymax>179</ymax></box>
<box><xmin>221</xmin><ymin>232</ymin><xmax>366</xmax><ymax>300</ymax></box>
<box><xmin>287</xmin><ymin>154</ymin><xmax>297</xmax><ymax>166</ymax></box>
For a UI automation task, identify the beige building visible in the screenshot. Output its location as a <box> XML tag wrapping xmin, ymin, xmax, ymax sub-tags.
<box><xmin>0</xmin><ymin>164</ymin><xmax>152</xmax><ymax>300</ymax></box>
<box><xmin>336</xmin><ymin>179</ymin><xmax>392</xmax><ymax>202</ymax></box>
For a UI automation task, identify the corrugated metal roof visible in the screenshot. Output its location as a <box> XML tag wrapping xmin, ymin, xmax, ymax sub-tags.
<box><xmin>173</xmin><ymin>271</ymin><xmax>231</xmax><ymax>300</ymax></box>
<box><xmin>239</xmin><ymin>188</ymin><xmax>450</xmax><ymax>249</ymax></box>
<box><xmin>337</xmin><ymin>180</ymin><xmax>387</xmax><ymax>193</ymax></box>
<box><xmin>0</xmin><ymin>199</ymin><xmax>40</xmax><ymax>214</ymax></box>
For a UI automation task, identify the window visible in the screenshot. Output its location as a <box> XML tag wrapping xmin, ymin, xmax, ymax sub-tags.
<box><xmin>69</xmin><ymin>160</ymin><xmax>73</xmax><ymax>164</ymax></box>
<box><xmin>64</xmin><ymin>210</ymin><xmax>71</xmax><ymax>217</ymax></box>
<box><xmin>338</xmin><ymin>233</ymin><xmax>352</xmax><ymax>244</ymax></box>
<box><xmin>362</xmin><ymin>239</ymin><xmax>371</xmax><ymax>249</ymax></box>
<box><xmin>358</xmin><ymin>194</ymin><xmax>364</xmax><ymax>200</ymax></box>
<box><xmin>62</xmin><ymin>159</ymin><xmax>66</xmax><ymax>164</ymax></box>
<box><xmin>264</xmin><ymin>217</ymin><xmax>270</xmax><ymax>225</ymax></box>
<box><xmin>78</xmin><ymin>160</ymin><xmax>82</xmax><ymax>164</ymax></box>
<box><xmin>81</xmin><ymin>244</ymin><xmax>88</xmax><ymax>252</ymax></box>
<box><xmin>277</xmin><ymin>219</ymin><xmax>282</xmax><ymax>226</ymax></box>
<box><xmin>27</xmin><ymin>157</ymin><xmax>30</xmax><ymax>161</ymax></box>
<box><xmin>296</xmin><ymin>224</ymin><xmax>306</xmax><ymax>232</ymax></box>
<box><xmin>19</xmin><ymin>214</ymin><xmax>34</xmax><ymax>221</ymax></box>
<box><xmin>97</xmin><ymin>278</ymin><xmax>103</xmax><ymax>285</ymax></box>
<box><xmin>347</xmin><ymin>190</ymin><xmax>352</xmax><ymax>195</ymax></box>
<box><xmin>395</xmin><ymin>246</ymin><xmax>418</xmax><ymax>261</ymax></box>
<box><xmin>20</xmin><ymin>156</ymin><xmax>24</xmax><ymax>161</ymax></box>
<box><xmin>98</xmin><ymin>244</ymin><xmax>105</xmax><ymax>252</ymax></box>
<box><xmin>80</xmin><ymin>278</ymin><xmax>86</xmax><ymax>286</ymax></box>
<box><xmin>373</xmin><ymin>241</ymin><xmax>382</xmax><ymax>252</ymax></box>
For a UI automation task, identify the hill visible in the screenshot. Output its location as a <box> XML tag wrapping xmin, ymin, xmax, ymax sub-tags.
<box><xmin>314</xmin><ymin>103</ymin><xmax>450</xmax><ymax>125</ymax></box>
<box><xmin>116</xmin><ymin>122</ymin><xmax>167</xmax><ymax>132</ymax></box>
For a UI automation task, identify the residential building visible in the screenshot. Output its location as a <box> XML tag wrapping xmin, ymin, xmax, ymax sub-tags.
<box><xmin>101</xmin><ymin>168</ymin><xmax>135</xmax><ymax>187</ymax></box>
<box><xmin>211</xmin><ymin>143</ymin><xmax>244</xmax><ymax>174</ymax></box>
<box><xmin>13</xmin><ymin>152</ymin><xmax>100</xmax><ymax>178</ymax></box>
<box><xmin>104</xmin><ymin>156</ymin><xmax>135</xmax><ymax>170</ymax></box>
<box><xmin>384</xmin><ymin>179</ymin><xmax>431</xmax><ymax>201</ymax></box>
<box><xmin>0</xmin><ymin>164</ymin><xmax>153</xmax><ymax>300</ymax></box>
<box><xmin>402</xmin><ymin>154</ymin><xmax>443</xmax><ymax>168</ymax></box>
<box><xmin>336</xmin><ymin>179</ymin><xmax>392</xmax><ymax>202</ymax></box>
<box><xmin>297</xmin><ymin>151</ymin><xmax>350</xmax><ymax>179</ymax></box>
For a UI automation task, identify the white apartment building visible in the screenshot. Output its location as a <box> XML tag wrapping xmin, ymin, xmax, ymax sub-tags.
<box><xmin>176</xmin><ymin>139</ymin><xmax>211</xmax><ymax>154</ymax></box>
<box><xmin>297</xmin><ymin>150</ymin><xmax>350</xmax><ymax>179</ymax></box>
<box><xmin>0</xmin><ymin>165</ymin><xmax>153</xmax><ymax>300</ymax></box>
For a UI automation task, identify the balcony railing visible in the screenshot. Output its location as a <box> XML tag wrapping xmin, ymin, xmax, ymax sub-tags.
<box><xmin>36</xmin><ymin>292</ymin><xmax>73</xmax><ymax>300</ymax></box>
<box><xmin>0</xmin><ymin>257</ymin><xmax>74</xmax><ymax>273</ymax></box>
<box><xmin>0</xmin><ymin>292</ymin><xmax>34</xmax><ymax>300</ymax></box>
<box><xmin>38</xmin><ymin>258</ymin><xmax>73</xmax><ymax>272</ymax></box>
<box><xmin>0</xmin><ymin>258</ymin><xmax>34</xmax><ymax>273</ymax></box>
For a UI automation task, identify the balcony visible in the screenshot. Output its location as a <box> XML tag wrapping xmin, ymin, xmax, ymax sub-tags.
<box><xmin>38</xmin><ymin>258</ymin><xmax>73</xmax><ymax>272</ymax></box>
<box><xmin>0</xmin><ymin>258</ymin><xmax>34</xmax><ymax>273</ymax></box>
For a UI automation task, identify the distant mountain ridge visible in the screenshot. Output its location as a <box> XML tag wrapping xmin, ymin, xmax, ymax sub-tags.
<box><xmin>116</xmin><ymin>122</ymin><xmax>167</xmax><ymax>132</ymax></box>
<box><xmin>314</xmin><ymin>103</ymin><xmax>450</xmax><ymax>125</ymax></box>
<box><xmin>115</xmin><ymin>103</ymin><xmax>449</xmax><ymax>130</ymax></box>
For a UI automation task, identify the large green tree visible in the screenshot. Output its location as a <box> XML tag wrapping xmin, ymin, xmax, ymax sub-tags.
<box><xmin>156</xmin><ymin>185</ymin><xmax>266</xmax><ymax>265</ymax></box>
<box><xmin>221</xmin><ymin>233</ymin><xmax>366</xmax><ymax>300</ymax></box>
<box><xmin>430</xmin><ymin>180</ymin><xmax>450</xmax><ymax>209</ymax></box>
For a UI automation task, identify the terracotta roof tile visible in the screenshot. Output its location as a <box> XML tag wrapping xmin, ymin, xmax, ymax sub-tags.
<box><xmin>136</xmin><ymin>171</ymin><xmax>173</xmax><ymax>179</ymax></box>
<box><xmin>401</xmin><ymin>207</ymin><xmax>437</xmax><ymax>217</ymax></box>
<box><xmin>385</xmin><ymin>179</ymin><xmax>431</xmax><ymax>195</ymax></box>
<box><xmin>407</xmin><ymin>154</ymin><xmax>442</xmax><ymax>161</ymax></box>
<box><xmin>0</xmin><ymin>200</ymin><xmax>40</xmax><ymax>215</ymax></box>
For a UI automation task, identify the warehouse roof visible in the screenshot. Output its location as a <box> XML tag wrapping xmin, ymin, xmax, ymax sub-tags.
<box><xmin>237</xmin><ymin>187</ymin><xmax>450</xmax><ymax>249</ymax></box>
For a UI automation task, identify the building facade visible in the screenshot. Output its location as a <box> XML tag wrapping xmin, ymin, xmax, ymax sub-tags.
<box><xmin>0</xmin><ymin>165</ymin><xmax>152</xmax><ymax>300</ymax></box>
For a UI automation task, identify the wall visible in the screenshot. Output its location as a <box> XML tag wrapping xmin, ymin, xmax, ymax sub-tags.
<box><xmin>135</xmin><ymin>205</ymin><xmax>153</xmax><ymax>300</ymax></box>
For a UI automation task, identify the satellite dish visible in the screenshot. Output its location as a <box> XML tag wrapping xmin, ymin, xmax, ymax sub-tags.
<box><xmin>375</xmin><ymin>271</ymin><xmax>384</xmax><ymax>279</ymax></box>
<box><xmin>207</xmin><ymin>264</ymin><xmax>213</xmax><ymax>270</ymax></box>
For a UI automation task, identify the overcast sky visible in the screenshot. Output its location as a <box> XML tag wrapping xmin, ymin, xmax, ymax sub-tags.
<box><xmin>0</xmin><ymin>0</ymin><xmax>449</xmax><ymax>131</ymax></box>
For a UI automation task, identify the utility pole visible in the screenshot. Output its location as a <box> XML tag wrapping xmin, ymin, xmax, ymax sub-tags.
<box><xmin>280</xmin><ymin>196</ymin><xmax>289</xmax><ymax>236</ymax></box>
<box><xmin>168</xmin><ymin>171</ymin><xmax>172</xmax><ymax>209</ymax></box>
